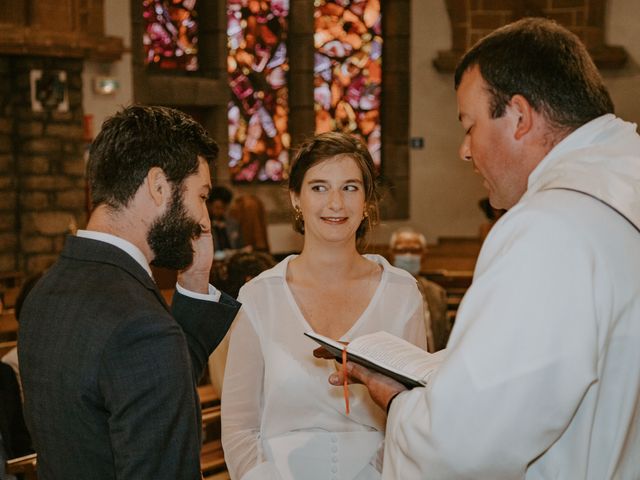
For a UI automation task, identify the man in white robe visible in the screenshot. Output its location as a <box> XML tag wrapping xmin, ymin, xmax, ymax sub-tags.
<box><xmin>329</xmin><ymin>18</ymin><xmax>640</xmax><ymax>479</ymax></box>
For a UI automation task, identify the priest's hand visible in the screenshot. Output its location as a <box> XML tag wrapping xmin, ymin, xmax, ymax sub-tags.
<box><xmin>328</xmin><ymin>361</ymin><xmax>407</xmax><ymax>412</ymax></box>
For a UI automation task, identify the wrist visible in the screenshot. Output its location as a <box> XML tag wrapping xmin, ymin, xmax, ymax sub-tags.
<box><xmin>177</xmin><ymin>271</ymin><xmax>209</xmax><ymax>294</ymax></box>
<box><xmin>386</xmin><ymin>391</ymin><xmax>402</xmax><ymax>414</ymax></box>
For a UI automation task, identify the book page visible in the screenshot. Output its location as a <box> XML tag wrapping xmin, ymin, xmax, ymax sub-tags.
<box><xmin>349</xmin><ymin>331</ymin><xmax>446</xmax><ymax>383</ymax></box>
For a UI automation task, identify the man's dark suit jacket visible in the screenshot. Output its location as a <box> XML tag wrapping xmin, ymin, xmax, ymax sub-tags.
<box><xmin>18</xmin><ymin>236</ymin><xmax>240</xmax><ymax>479</ymax></box>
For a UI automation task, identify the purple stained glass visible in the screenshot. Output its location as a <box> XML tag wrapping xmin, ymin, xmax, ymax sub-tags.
<box><xmin>227</xmin><ymin>0</ymin><xmax>290</xmax><ymax>183</ymax></box>
<box><xmin>314</xmin><ymin>0</ymin><xmax>382</xmax><ymax>168</ymax></box>
<box><xmin>143</xmin><ymin>0</ymin><xmax>199</xmax><ymax>71</ymax></box>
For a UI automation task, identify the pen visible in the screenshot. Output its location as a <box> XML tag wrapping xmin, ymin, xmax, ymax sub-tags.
<box><xmin>342</xmin><ymin>346</ymin><xmax>350</xmax><ymax>415</ymax></box>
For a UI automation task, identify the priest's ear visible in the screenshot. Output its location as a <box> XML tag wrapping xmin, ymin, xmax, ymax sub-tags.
<box><xmin>507</xmin><ymin>94</ymin><xmax>534</xmax><ymax>141</ymax></box>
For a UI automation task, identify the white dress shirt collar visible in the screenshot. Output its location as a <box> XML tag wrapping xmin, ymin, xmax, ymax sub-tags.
<box><xmin>76</xmin><ymin>229</ymin><xmax>153</xmax><ymax>278</ymax></box>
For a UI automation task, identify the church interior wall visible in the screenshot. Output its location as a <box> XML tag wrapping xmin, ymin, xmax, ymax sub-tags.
<box><xmin>71</xmin><ymin>0</ymin><xmax>640</xmax><ymax>254</ymax></box>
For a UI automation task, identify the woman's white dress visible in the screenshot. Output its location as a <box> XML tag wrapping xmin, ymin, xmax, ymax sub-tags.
<box><xmin>221</xmin><ymin>254</ymin><xmax>427</xmax><ymax>480</ymax></box>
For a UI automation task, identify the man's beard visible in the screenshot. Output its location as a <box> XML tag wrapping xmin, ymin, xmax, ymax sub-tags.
<box><xmin>148</xmin><ymin>187</ymin><xmax>202</xmax><ymax>270</ymax></box>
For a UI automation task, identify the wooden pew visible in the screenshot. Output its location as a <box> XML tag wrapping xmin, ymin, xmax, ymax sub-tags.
<box><xmin>0</xmin><ymin>312</ymin><xmax>18</xmax><ymax>343</ymax></box>
<box><xmin>6</xmin><ymin>453</ymin><xmax>37</xmax><ymax>480</ymax></box>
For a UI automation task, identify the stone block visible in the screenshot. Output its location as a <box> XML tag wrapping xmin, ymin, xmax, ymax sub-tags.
<box><xmin>19</xmin><ymin>156</ymin><xmax>50</xmax><ymax>175</ymax></box>
<box><xmin>21</xmin><ymin>138</ymin><xmax>62</xmax><ymax>154</ymax></box>
<box><xmin>20</xmin><ymin>191</ymin><xmax>49</xmax><ymax>210</ymax></box>
<box><xmin>53</xmin><ymin>235</ymin><xmax>67</xmax><ymax>252</ymax></box>
<box><xmin>62</xmin><ymin>159</ymin><xmax>86</xmax><ymax>176</ymax></box>
<box><xmin>21</xmin><ymin>236</ymin><xmax>52</xmax><ymax>254</ymax></box>
<box><xmin>22</xmin><ymin>211</ymin><xmax>76</xmax><ymax>235</ymax></box>
<box><xmin>17</xmin><ymin>121</ymin><xmax>45</xmax><ymax>137</ymax></box>
<box><xmin>0</xmin><ymin>118</ymin><xmax>11</xmax><ymax>134</ymax></box>
<box><xmin>0</xmin><ymin>233</ymin><xmax>17</xmax><ymax>252</ymax></box>
<box><xmin>62</xmin><ymin>142</ymin><xmax>84</xmax><ymax>155</ymax></box>
<box><xmin>14</xmin><ymin>106</ymin><xmax>46</xmax><ymax>122</ymax></box>
<box><xmin>22</xmin><ymin>175</ymin><xmax>74</xmax><ymax>191</ymax></box>
<box><xmin>26</xmin><ymin>253</ymin><xmax>59</xmax><ymax>274</ymax></box>
<box><xmin>45</xmin><ymin>123</ymin><xmax>84</xmax><ymax>140</ymax></box>
<box><xmin>0</xmin><ymin>191</ymin><xmax>16</xmax><ymax>210</ymax></box>
<box><xmin>0</xmin><ymin>253</ymin><xmax>17</xmax><ymax>272</ymax></box>
<box><xmin>0</xmin><ymin>213</ymin><xmax>16</xmax><ymax>231</ymax></box>
<box><xmin>0</xmin><ymin>136</ymin><xmax>11</xmax><ymax>152</ymax></box>
<box><xmin>51</xmin><ymin>111</ymin><xmax>74</xmax><ymax>122</ymax></box>
<box><xmin>55</xmin><ymin>189</ymin><xmax>86</xmax><ymax>209</ymax></box>
<box><xmin>0</xmin><ymin>176</ymin><xmax>15</xmax><ymax>189</ymax></box>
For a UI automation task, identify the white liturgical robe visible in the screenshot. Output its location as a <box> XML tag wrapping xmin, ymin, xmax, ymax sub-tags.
<box><xmin>384</xmin><ymin>114</ymin><xmax>640</xmax><ymax>479</ymax></box>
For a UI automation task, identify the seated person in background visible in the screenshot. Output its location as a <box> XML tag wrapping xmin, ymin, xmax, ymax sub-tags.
<box><xmin>389</xmin><ymin>227</ymin><xmax>450</xmax><ymax>352</ymax></box>
<box><xmin>207</xmin><ymin>186</ymin><xmax>244</xmax><ymax>255</ymax></box>
<box><xmin>0</xmin><ymin>362</ymin><xmax>32</xmax><ymax>461</ymax></box>
<box><xmin>222</xmin><ymin>132</ymin><xmax>427</xmax><ymax>480</ymax></box>
<box><xmin>208</xmin><ymin>251</ymin><xmax>276</xmax><ymax>397</ymax></box>
<box><xmin>229</xmin><ymin>193</ymin><xmax>271</xmax><ymax>253</ymax></box>
<box><xmin>478</xmin><ymin>196</ymin><xmax>506</xmax><ymax>241</ymax></box>
<box><xmin>2</xmin><ymin>272</ymin><xmax>45</xmax><ymax>395</ymax></box>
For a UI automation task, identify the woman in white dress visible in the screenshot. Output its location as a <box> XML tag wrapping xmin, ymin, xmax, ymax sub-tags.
<box><xmin>221</xmin><ymin>132</ymin><xmax>427</xmax><ymax>480</ymax></box>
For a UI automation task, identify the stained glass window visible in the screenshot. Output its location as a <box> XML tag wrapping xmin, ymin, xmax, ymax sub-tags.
<box><xmin>314</xmin><ymin>0</ymin><xmax>382</xmax><ymax>168</ymax></box>
<box><xmin>227</xmin><ymin>0</ymin><xmax>290</xmax><ymax>183</ymax></box>
<box><xmin>143</xmin><ymin>0</ymin><xmax>199</xmax><ymax>71</ymax></box>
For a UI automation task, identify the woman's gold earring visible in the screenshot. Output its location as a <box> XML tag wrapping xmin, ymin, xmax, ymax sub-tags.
<box><xmin>363</xmin><ymin>209</ymin><xmax>369</xmax><ymax>219</ymax></box>
<box><xmin>294</xmin><ymin>206</ymin><xmax>303</xmax><ymax>222</ymax></box>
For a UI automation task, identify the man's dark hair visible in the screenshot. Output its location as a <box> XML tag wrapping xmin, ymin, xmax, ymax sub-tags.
<box><xmin>208</xmin><ymin>186</ymin><xmax>233</xmax><ymax>205</ymax></box>
<box><xmin>454</xmin><ymin>17</ymin><xmax>614</xmax><ymax>132</ymax></box>
<box><xmin>88</xmin><ymin>105</ymin><xmax>219</xmax><ymax>209</ymax></box>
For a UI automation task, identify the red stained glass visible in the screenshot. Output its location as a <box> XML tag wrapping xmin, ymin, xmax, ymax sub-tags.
<box><xmin>314</xmin><ymin>0</ymin><xmax>382</xmax><ymax>168</ymax></box>
<box><xmin>227</xmin><ymin>0</ymin><xmax>290</xmax><ymax>183</ymax></box>
<box><xmin>143</xmin><ymin>0</ymin><xmax>199</xmax><ymax>71</ymax></box>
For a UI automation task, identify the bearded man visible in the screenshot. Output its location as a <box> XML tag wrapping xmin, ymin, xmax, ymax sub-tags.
<box><xmin>18</xmin><ymin>105</ymin><xmax>240</xmax><ymax>479</ymax></box>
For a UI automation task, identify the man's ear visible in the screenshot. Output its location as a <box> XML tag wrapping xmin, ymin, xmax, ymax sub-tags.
<box><xmin>146</xmin><ymin>167</ymin><xmax>170</xmax><ymax>207</ymax></box>
<box><xmin>508</xmin><ymin>94</ymin><xmax>534</xmax><ymax>141</ymax></box>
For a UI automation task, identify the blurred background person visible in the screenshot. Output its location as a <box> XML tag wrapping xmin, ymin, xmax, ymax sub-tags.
<box><xmin>222</xmin><ymin>132</ymin><xmax>426</xmax><ymax>480</ymax></box>
<box><xmin>389</xmin><ymin>227</ymin><xmax>450</xmax><ymax>352</ymax></box>
<box><xmin>2</xmin><ymin>272</ymin><xmax>44</xmax><ymax>397</ymax></box>
<box><xmin>0</xmin><ymin>361</ymin><xmax>32</xmax><ymax>464</ymax></box>
<box><xmin>207</xmin><ymin>186</ymin><xmax>245</xmax><ymax>256</ymax></box>
<box><xmin>229</xmin><ymin>194</ymin><xmax>271</xmax><ymax>253</ymax></box>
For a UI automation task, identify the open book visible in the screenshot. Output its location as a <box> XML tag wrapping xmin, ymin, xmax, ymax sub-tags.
<box><xmin>305</xmin><ymin>330</ymin><xmax>446</xmax><ymax>389</ymax></box>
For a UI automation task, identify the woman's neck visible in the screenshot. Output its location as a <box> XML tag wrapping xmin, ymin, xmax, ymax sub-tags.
<box><xmin>293</xmin><ymin>239</ymin><xmax>366</xmax><ymax>282</ymax></box>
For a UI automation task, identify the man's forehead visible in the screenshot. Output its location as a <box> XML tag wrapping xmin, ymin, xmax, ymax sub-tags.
<box><xmin>185</xmin><ymin>159</ymin><xmax>212</xmax><ymax>191</ymax></box>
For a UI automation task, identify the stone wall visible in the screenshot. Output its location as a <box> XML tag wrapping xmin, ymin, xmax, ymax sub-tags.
<box><xmin>1</xmin><ymin>55</ymin><xmax>87</xmax><ymax>274</ymax></box>
<box><xmin>434</xmin><ymin>0</ymin><xmax>627</xmax><ymax>71</ymax></box>
<box><xmin>0</xmin><ymin>57</ymin><xmax>17</xmax><ymax>272</ymax></box>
